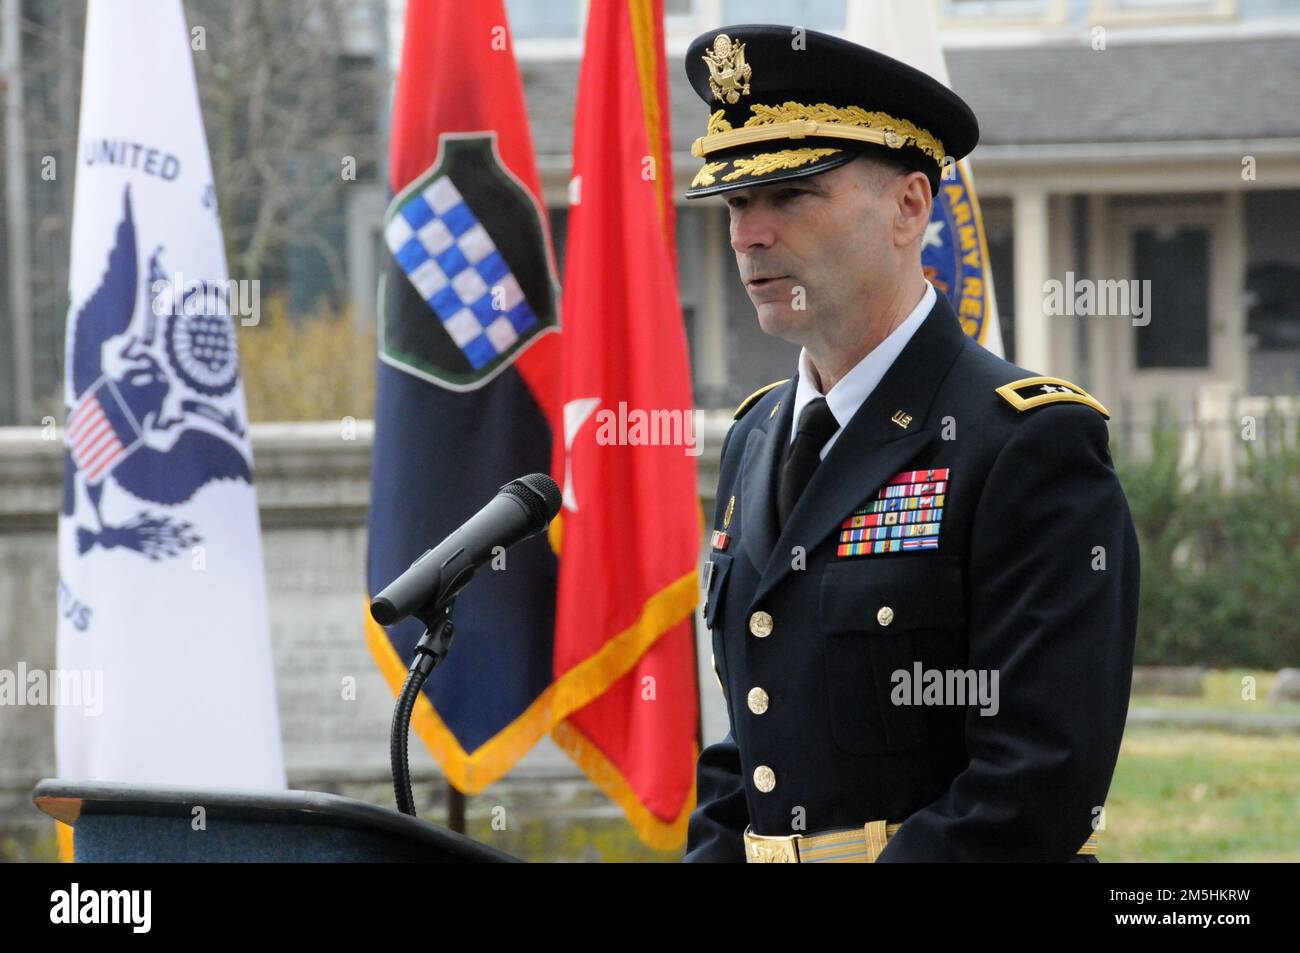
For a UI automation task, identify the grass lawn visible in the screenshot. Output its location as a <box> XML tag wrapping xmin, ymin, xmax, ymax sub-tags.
<box><xmin>1103</xmin><ymin>725</ymin><xmax>1300</xmax><ymax>862</ymax></box>
<box><xmin>1131</xmin><ymin>668</ymin><xmax>1300</xmax><ymax>718</ymax></box>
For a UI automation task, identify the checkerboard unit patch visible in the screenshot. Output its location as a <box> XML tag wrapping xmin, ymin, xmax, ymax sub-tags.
<box><xmin>837</xmin><ymin>468</ymin><xmax>949</xmax><ymax>557</ymax></box>
<box><xmin>385</xmin><ymin>176</ymin><xmax>539</xmax><ymax>371</ymax></box>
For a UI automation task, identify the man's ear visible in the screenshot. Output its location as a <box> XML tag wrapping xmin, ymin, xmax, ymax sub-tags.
<box><xmin>893</xmin><ymin>171</ymin><xmax>933</xmax><ymax>249</ymax></box>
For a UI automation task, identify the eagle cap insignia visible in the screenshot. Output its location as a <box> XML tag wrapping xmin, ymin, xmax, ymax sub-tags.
<box><xmin>703</xmin><ymin>34</ymin><xmax>752</xmax><ymax>104</ymax></box>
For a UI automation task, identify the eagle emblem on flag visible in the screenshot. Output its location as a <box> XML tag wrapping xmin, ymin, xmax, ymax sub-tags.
<box><xmin>62</xmin><ymin>186</ymin><xmax>252</xmax><ymax>560</ymax></box>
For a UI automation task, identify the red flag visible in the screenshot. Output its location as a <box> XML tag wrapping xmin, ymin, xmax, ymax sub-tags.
<box><xmin>548</xmin><ymin>0</ymin><xmax>700</xmax><ymax>849</ymax></box>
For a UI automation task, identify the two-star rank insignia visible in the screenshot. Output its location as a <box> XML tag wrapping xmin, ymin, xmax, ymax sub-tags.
<box><xmin>995</xmin><ymin>376</ymin><xmax>1109</xmax><ymax>418</ymax></box>
<box><xmin>837</xmin><ymin>468</ymin><xmax>949</xmax><ymax>557</ymax></box>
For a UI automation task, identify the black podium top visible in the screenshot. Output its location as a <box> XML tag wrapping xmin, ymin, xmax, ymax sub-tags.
<box><xmin>33</xmin><ymin>779</ymin><xmax>522</xmax><ymax>863</ymax></box>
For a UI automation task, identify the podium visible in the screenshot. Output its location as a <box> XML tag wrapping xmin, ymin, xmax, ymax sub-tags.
<box><xmin>32</xmin><ymin>779</ymin><xmax>522</xmax><ymax>862</ymax></box>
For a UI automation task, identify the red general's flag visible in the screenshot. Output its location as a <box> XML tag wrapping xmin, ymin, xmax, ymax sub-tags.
<box><xmin>548</xmin><ymin>0</ymin><xmax>700</xmax><ymax>849</ymax></box>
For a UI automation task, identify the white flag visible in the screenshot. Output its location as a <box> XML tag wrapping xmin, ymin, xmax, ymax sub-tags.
<box><xmin>846</xmin><ymin>0</ymin><xmax>1005</xmax><ymax>357</ymax></box>
<box><xmin>56</xmin><ymin>0</ymin><xmax>284</xmax><ymax>790</ymax></box>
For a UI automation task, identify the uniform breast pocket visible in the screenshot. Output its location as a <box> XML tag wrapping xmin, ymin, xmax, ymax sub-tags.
<box><xmin>702</xmin><ymin>552</ymin><xmax>733</xmax><ymax>631</ymax></box>
<box><xmin>818</xmin><ymin>555</ymin><xmax>966</xmax><ymax>755</ymax></box>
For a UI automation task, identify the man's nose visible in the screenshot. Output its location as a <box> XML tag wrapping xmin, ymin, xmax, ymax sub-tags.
<box><xmin>729</xmin><ymin>205</ymin><xmax>776</xmax><ymax>254</ymax></box>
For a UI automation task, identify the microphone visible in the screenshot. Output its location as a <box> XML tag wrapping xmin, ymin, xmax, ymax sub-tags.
<box><xmin>370</xmin><ymin>473</ymin><xmax>562</xmax><ymax>626</ymax></box>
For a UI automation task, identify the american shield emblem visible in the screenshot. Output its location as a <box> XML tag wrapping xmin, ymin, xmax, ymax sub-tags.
<box><xmin>379</xmin><ymin>133</ymin><xmax>559</xmax><ymax>390</ymax></box>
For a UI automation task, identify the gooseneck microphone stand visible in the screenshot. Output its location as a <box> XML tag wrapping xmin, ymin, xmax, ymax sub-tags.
<box><xmin>391</xmin><ymin>600</ymin><xmax>456</xmax><ymax>817</ymax></box>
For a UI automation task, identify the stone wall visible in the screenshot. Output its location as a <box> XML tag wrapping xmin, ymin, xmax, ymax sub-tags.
<box><xmin>0</xmin><ymin>417</ymin><xmax>730</xmax><ymax>859</ymax></box>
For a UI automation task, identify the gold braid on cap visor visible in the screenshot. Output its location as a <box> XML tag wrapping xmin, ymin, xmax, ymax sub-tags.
<box><xmin>691</xmin><ymin>102</ymin><xmax>947</xmax><ymax>169</ymax></box>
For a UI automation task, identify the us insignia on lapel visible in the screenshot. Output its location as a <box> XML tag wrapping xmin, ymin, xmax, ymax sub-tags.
<box><xmin>837</xmin><ymin>468</ymin><xmax>949</xmax><ymax>557</ymax></box>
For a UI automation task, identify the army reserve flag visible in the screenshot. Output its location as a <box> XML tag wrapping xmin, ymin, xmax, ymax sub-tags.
<box><xmin>847</xmin><ymin>0</ymin><xmax>1005</xmax><ymax>356</ymax></box>
<box><xmin>56</xmin><ymin>0</ymin><xmax>285</xmax><ymax>857</ymax></box>
<box><xmin>548</xmin><ymin>0</ymin><xmax>701</xmax><ymax>849</ymax></box>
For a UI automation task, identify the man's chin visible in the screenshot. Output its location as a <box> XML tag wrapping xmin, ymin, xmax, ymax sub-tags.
<box><xmin>754</xmin><ymin>304</ymin><xmax>806</xmax><ymax>341</ymax></box>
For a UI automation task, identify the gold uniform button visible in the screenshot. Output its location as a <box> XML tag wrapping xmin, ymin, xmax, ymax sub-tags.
<box><xmin>753</xmin><ymin>765</ymin><xmax>776</xmax><ymax>792</ymax></box>
<box><xmin>748</xmin><ymin>611</ymin><xmax>774</xmax><ymax>638</ymax></box>
<box><xmin>876</xmin><ymin>605</ymin><xmax>895</xmax><ymax>627</ymax></box>
<box><xmin>747</xmin><ymin>687</ymin><xmax>769</xmax><ymax>714</ymax></box>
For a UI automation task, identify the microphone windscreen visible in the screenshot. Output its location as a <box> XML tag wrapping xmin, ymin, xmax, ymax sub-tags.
<box><xmin>504</xmin><ymin>473</ymin><xmax>562</xmax><ymax>527</ymax></box>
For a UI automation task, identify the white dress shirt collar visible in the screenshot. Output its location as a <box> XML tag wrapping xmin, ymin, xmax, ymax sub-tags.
<box><xmin>789</xmin><ymin>280</ymin><xmax>937</xmax><ymax>458</ymax></box>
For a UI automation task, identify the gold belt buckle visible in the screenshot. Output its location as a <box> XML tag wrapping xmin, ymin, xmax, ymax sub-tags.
<box><xmin>747</xmin><ymin>820</ymin><xmax>1097</xmax><ymax>861</ymax></box>
<box><xmin>744</xmin><ymin>825</ymin><xmax>801</xmax><ymax>863</ymax></box>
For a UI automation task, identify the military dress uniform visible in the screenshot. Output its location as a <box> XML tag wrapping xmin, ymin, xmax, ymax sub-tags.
<box><xmin>681</xmin><ymin>26</ymin><xmax>1140</xmax><ymax>862</ymax></box>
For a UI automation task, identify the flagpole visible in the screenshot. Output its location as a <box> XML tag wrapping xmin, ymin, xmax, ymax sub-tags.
<box><xmin>2</xmin><ymin>0</ymin><xmax>34</xmax><ymax>424</ymax></box>
<box><xmin>447</xmin><ymin>786</ymin><xmax>466</xmax><ymax>835</ymax></box>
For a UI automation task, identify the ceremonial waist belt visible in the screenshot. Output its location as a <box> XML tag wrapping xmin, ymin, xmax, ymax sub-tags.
<box><xmin>743</xmin><ymin>822</ymin><xmax>1100</xmax><ymax>863</ymax></box>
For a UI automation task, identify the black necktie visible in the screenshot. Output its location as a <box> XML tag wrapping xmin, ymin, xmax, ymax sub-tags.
<box><xmin>777</xmin><ymin>397</ymin><xmax>840</xmax><ymax>528</ymax></box>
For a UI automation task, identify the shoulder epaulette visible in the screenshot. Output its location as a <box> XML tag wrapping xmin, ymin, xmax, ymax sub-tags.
<box><xmin>733</xmin><ymin>379</ymin><xmax>788</xmax><ymax>421</ymax></box>
<box><xmin>995</xmin><ymin>376</ymin><xmax>1109</xmax><ymax>418</ymax></box>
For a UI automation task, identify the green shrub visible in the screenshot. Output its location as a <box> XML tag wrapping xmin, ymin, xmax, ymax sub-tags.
<box><xmin>236</xmin><ymin>297</ymin><xmax>375</xmax><ymax>422</ymax></box>
<box><xmin>1116</xmin><ymin>410</ymin><xmax>1300</xmax><ymax>667</ymax></box>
